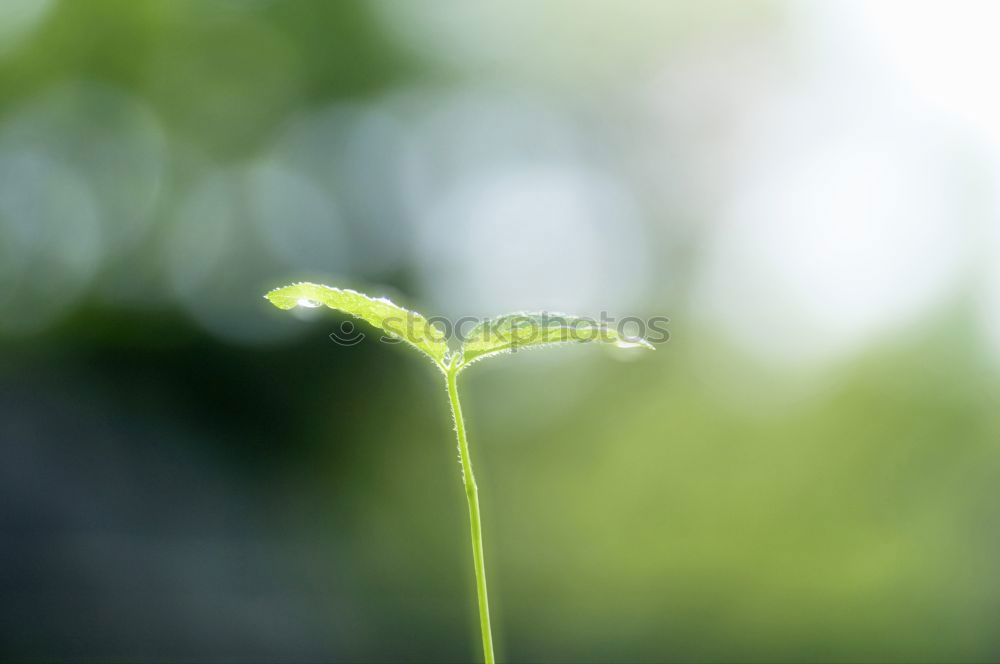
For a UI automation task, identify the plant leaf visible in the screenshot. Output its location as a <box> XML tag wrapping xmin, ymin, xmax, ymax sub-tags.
<box><xmin>265</xmin><ymin>282</ymin><xmax>449</xmax><ymax>367</ymax></box>
<box><xmin>459</xmin><ymin>312</ymin><xmax>654</xmax><ymax>368</ymax></box>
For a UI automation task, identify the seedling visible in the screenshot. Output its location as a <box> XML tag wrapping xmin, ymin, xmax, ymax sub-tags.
<box><xmin>265</xmin><ymin>282</ymin><xmax>653</xmax><ymax>663</ymax></box>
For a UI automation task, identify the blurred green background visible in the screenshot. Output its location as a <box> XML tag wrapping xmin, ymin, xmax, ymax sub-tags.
<box><xmin>2</xmin><ymin>0</ymin><xmax>999</xmax><ymax>661</ymax></box>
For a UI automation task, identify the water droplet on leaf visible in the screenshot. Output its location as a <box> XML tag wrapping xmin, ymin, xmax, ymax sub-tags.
<box><xmin>297</xmin><ymin>298</ymin><xmax>322</xmax><ymax>308</ymax></box>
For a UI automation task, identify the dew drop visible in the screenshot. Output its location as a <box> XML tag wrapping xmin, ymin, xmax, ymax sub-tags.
<box><xmin>297</xmin><ymin>298</ymin><xmax>322</xmax><ymax>308</ymax></box>
<box><xmin>615</xmin><ymin>339</ymin><xmax>644</xmax><ymax>349</ymax></box>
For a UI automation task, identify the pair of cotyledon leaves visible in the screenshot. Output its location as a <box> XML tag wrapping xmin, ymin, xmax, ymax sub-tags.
<box><xmin>266</xmin><ymin>282</ymin><xmax>653</xmax><ymax>373</ymax></box>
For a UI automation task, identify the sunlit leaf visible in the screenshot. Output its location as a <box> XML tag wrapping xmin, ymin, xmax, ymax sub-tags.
<box><xmin>265</xmin><ymin>282</ymin><xmax>449</xmax><ymax>366</ymax></box>
<box><xmin>459</xmin><ymin>312</ymin><xmax>654</xmax><ymax>368</ymax></box>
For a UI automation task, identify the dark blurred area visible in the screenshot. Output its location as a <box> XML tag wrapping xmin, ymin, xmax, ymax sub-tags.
<box><xmin>2</xmin><ymin>1</ymin><xmax>999</xmax><ymax>662</ymax></box>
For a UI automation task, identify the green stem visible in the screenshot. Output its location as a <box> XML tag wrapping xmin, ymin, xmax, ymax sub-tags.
<box><xmin>446</xmin><ymin>365</ymin><xmax>495</xmax><ymax>664</ymax></box>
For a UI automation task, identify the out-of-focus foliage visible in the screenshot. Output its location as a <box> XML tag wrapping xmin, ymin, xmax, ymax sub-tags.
<box><xmin>2</xmin><ymin>1</ymin><xmax>1000</xmax><ymax>662</ymax></box>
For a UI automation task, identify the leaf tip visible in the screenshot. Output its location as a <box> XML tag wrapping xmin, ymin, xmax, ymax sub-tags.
<box><xmin>264</xmin><ymin>282</ymin><xmax>324</xmax><ymax>310</ymax></box>
<box><xmin>615</xmin><ymin>338</ymin><xmax>656</xmax><ymax>351</ymax></box>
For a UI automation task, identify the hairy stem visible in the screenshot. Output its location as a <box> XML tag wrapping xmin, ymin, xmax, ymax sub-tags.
<box><xmin>446</xmin><ymin>366</ymin><xmax>495</xmax><ymax>664</ymax></box>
